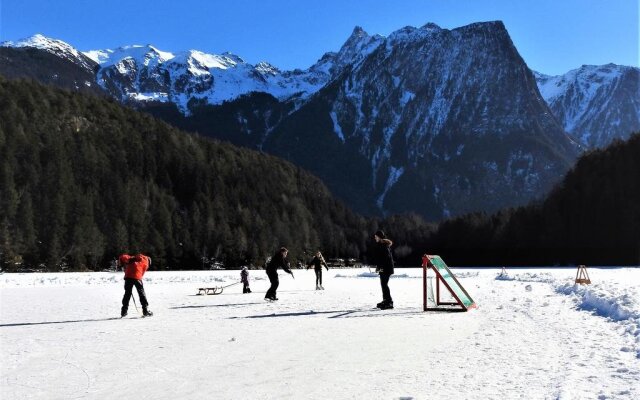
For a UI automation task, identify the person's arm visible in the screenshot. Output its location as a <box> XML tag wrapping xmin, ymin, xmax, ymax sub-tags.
<box><xmin>142</xmin><ymin>255</ymin><xmax>151</xmax><ymax>275</ymax></box>
<box><xmin>317</xmin><ymin>255</ymin><xmax>329</xmax><ymax>270</ymax></box>
<box><xmin>118</xmin><ymin>255</ymin><xmax>129</xmax><ymax>272</ymax></box>
<box><xmin>283</xmin><ymin>258</ymin><xmax>293</xmax><ymax>275</ymax></box>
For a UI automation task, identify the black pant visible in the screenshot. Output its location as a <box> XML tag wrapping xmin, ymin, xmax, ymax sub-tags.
<box><xmin>122</xmin><ymin>278</ymin><xmax>149</xmax><ymax>310</ymax></box>
<box><xmin>315</xmin><ymin>268</ymin><xmax>322</xmax><ymax>286</ymax></box>
<box><xmin>379</xmin><ymin>273</ymin><xmax>392</xmax><ymax>303</ymax></box>
<box><xmin>243</xmin><ymin>282</ymin><xmax>251</xmax><ymax>293</ymax></box>
<box><xmin>265</xmin><ymin>270</ymin><xmax>279</xmax><ymax>299</ymax></box>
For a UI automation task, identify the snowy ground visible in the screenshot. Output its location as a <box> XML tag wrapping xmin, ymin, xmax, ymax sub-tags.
<box><xmin>1</xmin><ymin>267</ymin><xmax>639</xmax><ymax>400</ymax></box>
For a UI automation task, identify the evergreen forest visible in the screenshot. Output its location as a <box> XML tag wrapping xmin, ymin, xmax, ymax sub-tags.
<box><xmin>1</xmin><ymin>77</ymin><xmax>638</xmax><ymax>271</ymax></box>
<box><xmin>0</xmin><ymin>78</ymin><xmax>371</xmax><ymax>271</ymax></box>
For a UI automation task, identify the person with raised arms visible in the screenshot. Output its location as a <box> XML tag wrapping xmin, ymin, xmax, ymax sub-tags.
<box><xmin>264</xmin><ymin>247</ymin><xmax>294</xmax><ymax>301</ymax></box>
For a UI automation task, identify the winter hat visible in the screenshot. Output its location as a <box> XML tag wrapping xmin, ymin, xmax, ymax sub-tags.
<box><xmin>374</xmin><ymin>230</ymin><xmax>386</xmax><ymax>239</ymax></box>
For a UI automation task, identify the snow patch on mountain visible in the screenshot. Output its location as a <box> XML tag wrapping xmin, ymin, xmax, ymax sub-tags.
<box><xmin>329</xmin><ymin>111</ymin><xmax>345</xmax><ymax>142</ymax></box>
<box><xmin>536</xmin><ymin>65</ymin><xmax>624</xmax><ymax>133</ymax></box>
<box><xmin>376</xmin><ymin>166</ymin><xmax>404</xmax><ymax>210</ymax></box>
<box><xmin>535</xmin><ymin>64</ymin><xmax>640</xmax><ymax>148</ymax></box>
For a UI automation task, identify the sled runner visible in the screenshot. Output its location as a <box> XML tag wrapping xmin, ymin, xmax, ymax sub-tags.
<box><xmin>197</xmin><ymin>287</ymin><xmax>223</xmax><ymax>295</ymax></box>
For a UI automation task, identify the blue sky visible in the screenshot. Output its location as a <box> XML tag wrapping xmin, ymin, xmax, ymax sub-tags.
<box><xmin>1</xmin><ymin>0</ymin><xmax>638</xmax><ymax>75</ymax></box>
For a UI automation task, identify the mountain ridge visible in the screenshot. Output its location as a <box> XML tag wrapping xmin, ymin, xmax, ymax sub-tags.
<box><xmin>535</xmin><ymin>64</ymin><xmax>640</xmax><ymax>148</ymax></box>
<box><xmin>3</xmin><ymin>22</ymin><xmax>637</xmax><ymax>220</ymax></box>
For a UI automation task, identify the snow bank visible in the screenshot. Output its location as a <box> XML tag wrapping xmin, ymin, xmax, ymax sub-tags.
<box><xmin>556</xmin><ymin>283</ymin><xmax>639</xmax><ymax>322</ymax></box>
<box><xmin>557</xmin><ymin>281</ymin><xmax>640</xmax><ymax>358</ymax></box>
<box><xmin>495</xmin><ymin>269</ymin><xmax>640</xmax><ymax>358</ymax></box>
<box><xmin>495</xmin><ymin>271</ymin><xmax>555</xmax><ymax>283</ymax></box>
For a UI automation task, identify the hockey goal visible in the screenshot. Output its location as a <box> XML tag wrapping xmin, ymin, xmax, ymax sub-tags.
<box><xmin>422</xmin><ymin>254</ymin><xmax>476</xmax><ymax>312</ymax></box>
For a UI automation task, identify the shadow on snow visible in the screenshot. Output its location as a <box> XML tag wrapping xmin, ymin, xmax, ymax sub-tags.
<box><xmin>229</xmin><ymin>307</ymin><xmax>425</xmax><ymax>319</ymax></box>
<box><xmin>170</xmin><ymin>302</ymin><xmax>265</xmax><ymax>309</ymax></box>
<box><xmin>0</xmin><ymin>317</ymin><xmax>124</xmax><ymax>328</ymax></box>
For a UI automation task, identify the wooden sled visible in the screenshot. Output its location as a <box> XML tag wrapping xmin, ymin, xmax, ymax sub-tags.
<box><xmin>196</xmin><ymin>282</ymin><xmax>240</xmax><ymax>295</ymax></box>
<box><xmin>197</xmin><ymin>287</ymin><xmax>224</xmax><ymax>295</ymax></box>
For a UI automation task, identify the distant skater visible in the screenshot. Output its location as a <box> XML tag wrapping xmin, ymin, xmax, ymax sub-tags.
<box><xmin>371</xmin><ymin>230</ymin><xmax>395</xmax><ymax>309</ymax></box>
<box><xmin>119</xmin><ymin>253</ymin><xmax>153</xmax><ymax>317</ymax></box>
<box><xmin>241</xmin><ymin>266</ymin><xmax>251</xmax><ymax>293</ymax></box>
<box><xmin>307</xmin><ymin>251</ymin><xmax>329</xmax><ymax>290</ymax></box>
<box><xmin>265</xmin><ymin>247</ymin><xmax>294</xmax><ymax>301</ymax></box>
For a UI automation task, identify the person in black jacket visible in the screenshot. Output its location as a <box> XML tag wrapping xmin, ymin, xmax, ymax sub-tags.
<box><xmin>265</xmin><ymin>247</ymin><xmax>294</xmax><ymax>301</ymax></box>
<box><xmin>371</xmin><ymin>230</ymin><xmax>395</xmax><ymax>309</ymax></box>
<box><xmin>307</xmin><ymin>251</ymin><xmax>329</xmax><ymax>290</ymax></box>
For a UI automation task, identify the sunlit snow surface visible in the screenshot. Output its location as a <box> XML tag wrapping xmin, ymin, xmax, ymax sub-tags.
<box><xmin>2</xmin><ymin>267</ymin><xmax>639</xmax><ymax>399</ymax></box>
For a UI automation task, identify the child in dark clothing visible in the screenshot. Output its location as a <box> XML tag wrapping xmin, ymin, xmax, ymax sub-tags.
<box><xmin>241</xmin><ymin>266</ymin><xmax>251</xmax><ymax>293</ymax></box>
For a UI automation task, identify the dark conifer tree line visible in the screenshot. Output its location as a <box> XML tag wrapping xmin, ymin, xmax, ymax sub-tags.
<box><xmin>382</xmin><ymin>134</ymin><xmax>640</xmax><ymax>266</ymax></box>
<box><xmin>1</xmin><ymin>77</ymin><xmax>638</xmax><ymax>271</ymax></box>
<box><xmin>0</xmin><ymin>78</ymin><xmax>371</xmax><ymax>271</ymax></box>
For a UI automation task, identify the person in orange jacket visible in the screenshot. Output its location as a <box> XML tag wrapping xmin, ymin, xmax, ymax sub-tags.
<box><xmin>119</xmin><ymin>253</ymin><xmax>153</xmax><ymax>317</ymax></box>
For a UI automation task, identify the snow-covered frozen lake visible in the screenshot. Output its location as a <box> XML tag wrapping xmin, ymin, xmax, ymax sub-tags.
<box><xmin>1</xmin><ymin>267</ymin><xmax>639</xmax><ymax>399</ymax></box>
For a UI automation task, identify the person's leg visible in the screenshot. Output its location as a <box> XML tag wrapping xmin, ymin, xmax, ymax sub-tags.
<box><xmin>271</xmin><ymin>273</ymin><xmax>279</xmax><ymax>299</ymax></box>
<box><xmin>315</xmin><ymin>269</ymin><xmax>320</xmax><ymax>288</ymax></box>
<box><xmin>133</xmin><ymin>280</ymin><xmax>153</xmax><ymax>315</ymax></box>
<box><xmin>265</xmin><ymin>272</ymin><xmax>274</xmax><ymax>298</ymax></box>
<box><xmin>121</xmin><ymin>279</ymin><xmax>134</xmax><ymax>316</ymax></box>
<box><xmin>133</xmin><ymin>280</ymin><xmax>149</xmax><ymax>307</ymax></box>
<box><xmin>380</xmin><ymin>273</ymin><xmax>392</xmax><ymax>303</ymax></box>
<box><xmin>266</xmin><ymin>271</ymin><xmax>279</xmax><ymax>299</ymax></box>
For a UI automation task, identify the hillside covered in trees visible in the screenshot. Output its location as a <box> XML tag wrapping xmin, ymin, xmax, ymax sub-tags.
<box><xmin>395</xmin><ymin>133</ymin><xmax>640</xmax><ymax>266</ymax></box>
<box><xmin>0</xmin><ymin>78</ymin><xmax>374</xmax><ymax>271</ymax></box>
<box><xmin>1</xmin><ymin>77</ymin><xmax>638</xmax><ymax>271</ymax></box>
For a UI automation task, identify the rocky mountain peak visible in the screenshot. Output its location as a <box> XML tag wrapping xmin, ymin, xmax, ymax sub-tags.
<box><xmin>535</xmin><ymin>63</ymin><xmax>640</xmax><ymax>148</ymax></box>
<box><xmin>1</xmin><ymin>33</ymin><xmax>96</xmax><ymax>72</ymax></box>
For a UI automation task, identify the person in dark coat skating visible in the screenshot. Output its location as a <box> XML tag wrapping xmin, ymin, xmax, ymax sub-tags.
<box><xmin>371</xmin><ymin>230</ymin><xmax>395</xmax><ymax>309</ymax></box>
<box><xmin>307</xmin><ymin>251</ymin><xmax>329</xmax><ymax>290</ymax></box>
<box><xmin>264</xmin><ymin>247</ymin><xmax>294</xmax><ymax>301</ymax></box>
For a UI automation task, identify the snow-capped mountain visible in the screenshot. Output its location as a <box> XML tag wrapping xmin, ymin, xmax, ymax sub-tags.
<box><xmin>84</xmin><ymin>44</ymin><xmax>336</xmax><ymax>113</ymax></box>
<box><xmin>0</xmin><ymin>25</ymin><xmax>585</xmax><ymax>219</ymax></box>
<box><xmin>0</xmin><ymin>34</ymin><xmax>101</xmax><ymax>94</ymax></box>
<box><xmin>0</xmin><ymin>29</ymin><xmax>387</xmax><ymax>115</ymax></box>
<box><xmin>1</xmin><ymin>34</ymin><xmax>97</xmax><ymax>74</ymax></box>
<box><xmin>535</xmin><ymin>64</ymin><xmax>640</xmax><ymax>148</ymax></box>
<box><xmin>80</xmin><ymin>26</ymin><xmax>387</xmax><ymax>113</ymax></box>
<box><xmin>265</xmin><ymin>21</ymin><xmax>579</xmax><ymax>219</ymax></box>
